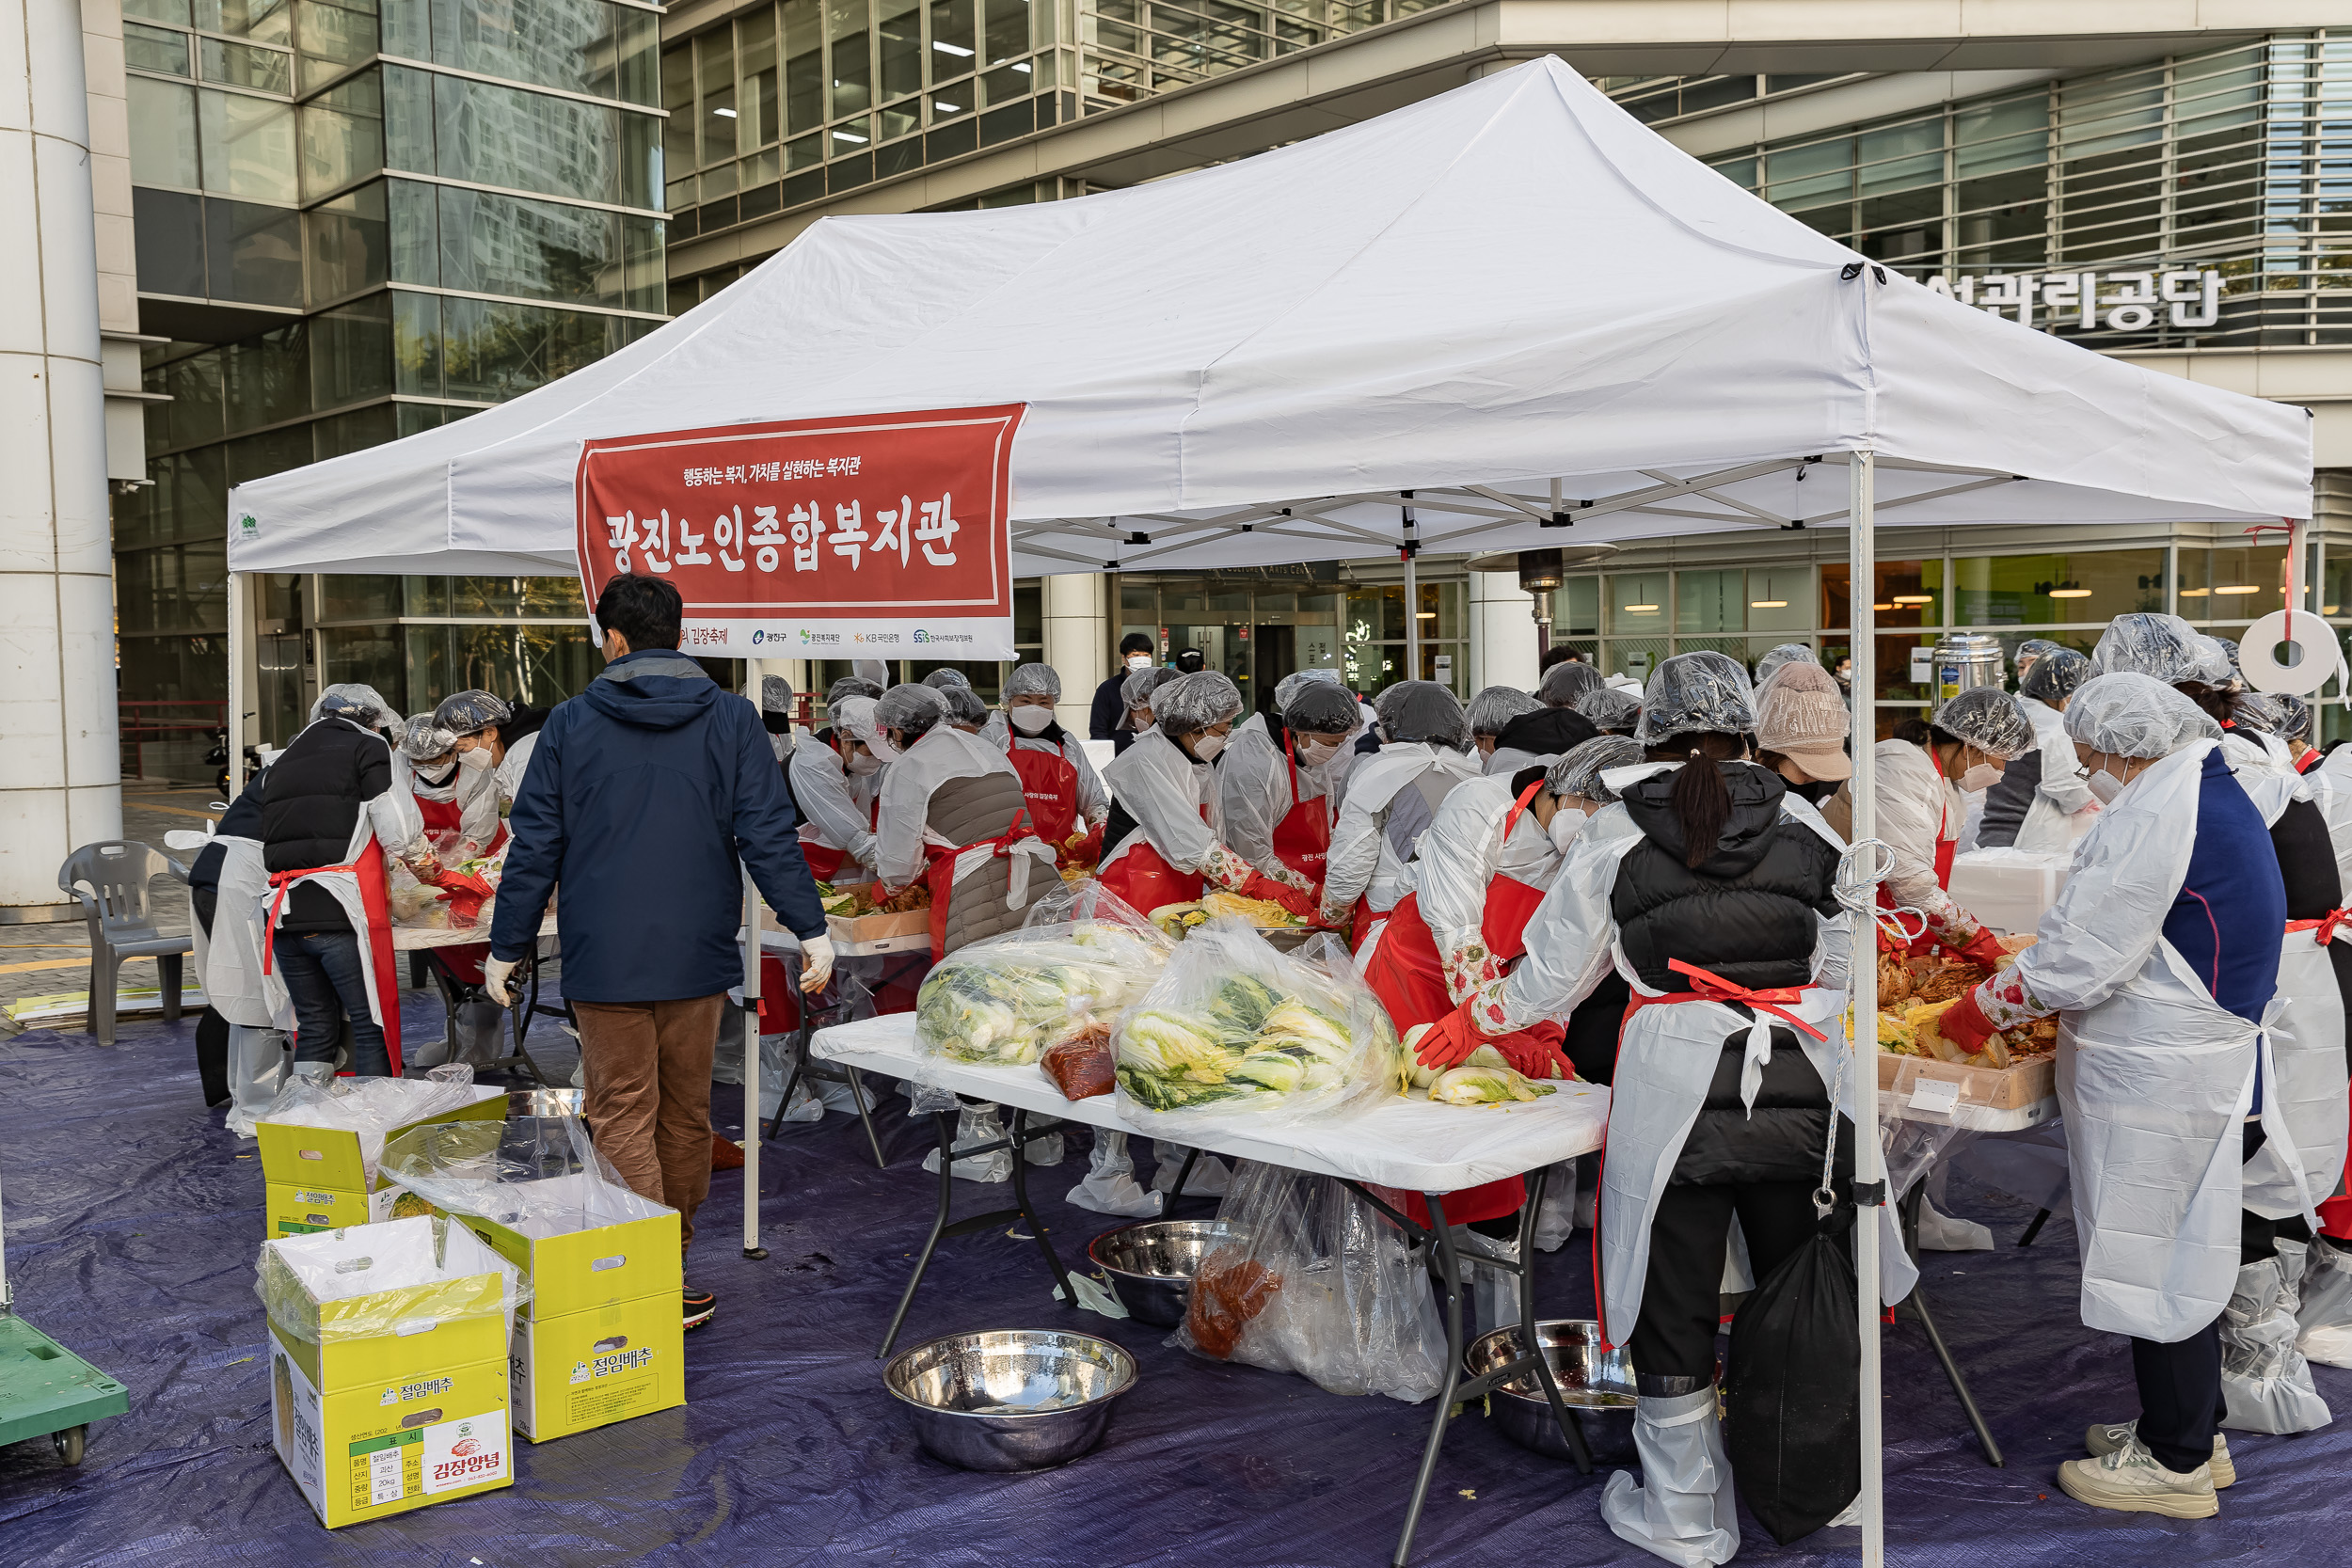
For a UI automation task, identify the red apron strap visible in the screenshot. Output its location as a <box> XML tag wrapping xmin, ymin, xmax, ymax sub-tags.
<box><xmin>261</xmin><ymin>863</ymin><xmax>359</xmax><ymax>976</ymax></box>
<box><xmin>2288</xmin><ymin>910</ymin><xmax>2352</xmax><ymax>945</ymax></box>
<box><xmin>1659</xmin><ymin>958</ymin><xmax>1828</xmax><ymax>1041</ymax></box>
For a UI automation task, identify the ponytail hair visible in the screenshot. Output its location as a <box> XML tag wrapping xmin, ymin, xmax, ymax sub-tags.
<box><xmin>1645</xmin><ymin>731</ymin><xmax>1748</xmax><ymax>869</ymax></box>
<box><xmin>2173</xmin><ymin>680</ymin><xmax>2240</xmax><ymax>727</ymax></box>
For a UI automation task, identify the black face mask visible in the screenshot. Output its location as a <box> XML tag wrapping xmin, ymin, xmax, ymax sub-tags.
<box><xmin>761</xmin><ymin>709</ymin><xmax>792</xmax><ymax>736</ymax></box>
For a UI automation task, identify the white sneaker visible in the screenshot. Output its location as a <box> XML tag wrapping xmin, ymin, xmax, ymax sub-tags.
<box><xmin>2084</xmin><ymin>1419</ymin><xmax>2234</xmax><ymax>1488</ymax></box>
<box><xmin>2058</xmin><ymin>1433</ymin><xmax>2218</xmax><ymax>1519</ymax></box>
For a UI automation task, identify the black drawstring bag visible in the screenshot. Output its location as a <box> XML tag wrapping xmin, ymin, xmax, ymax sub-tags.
<box><xmin>1724</xmin><ymin>1204</ymin><xmax>1859</xmax><ymax>1545</ymax></box>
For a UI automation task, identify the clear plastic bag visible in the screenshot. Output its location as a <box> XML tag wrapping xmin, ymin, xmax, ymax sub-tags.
<box><xmin>914</xmin><ymin>879</ymin><xmax>1173</xmax><ymax>1068</ymax></box>
<box><xmin>1114</xmin><ymin>920</ymin><xmax>1407</xmax><ymax>1133</ymax></box>
<box><xmin>1177</xmin><ymin>1160</ymin><xmax>1447</xmax><ymax>1403</ymax></box>
<box><xmin>257</xmin><ymin>1212</ymin><xmax>530</xmax><ymax>1346</ymax></box>
<box><xmin>377</xmin><ymin>1113</ymin><xmax>671</xmax><ymax>1237</ymax></box>
<box><xmin>254</xmin><ymin>1064</ymin><xmax>504</xmax><ymax>1190</ymax></box>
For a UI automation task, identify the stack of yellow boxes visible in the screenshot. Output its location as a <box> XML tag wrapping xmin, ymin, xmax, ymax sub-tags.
<box><xmin>452</xmin><ymin>1172</ymin><xmax>686</xmax><ymax>1441</ymax></box>
<box><xmin>262</xmin><ymin>1215</ymin><xmax>522</xmax><ymax>1528</ymax></box>
<box><xmin>257</xmin><ymin>1086</ymin><xmax>506</xmax><ymax>1237</ymax></box>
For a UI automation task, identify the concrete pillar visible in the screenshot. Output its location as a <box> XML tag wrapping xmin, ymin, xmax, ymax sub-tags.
<box><xmin>1041</xmin><ymin>572</ymin><xmax>1106</xmax><ymax>735</ymax></box>
<box><xmin>0</xmin><ymin>0</ymin><xmax>119</xmax><ymax>909</ymax></box>
<box><xmin>1469</xmin><ymin>569</ymin><xmax>1539</xmax><ymax>695</ymax></box>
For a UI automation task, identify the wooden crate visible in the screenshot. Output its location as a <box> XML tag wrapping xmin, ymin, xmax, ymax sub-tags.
<box><xmin>1878</xmin><ymin>1050</ymin><xmax>2055</xmax><ymax>1111</ymax></box>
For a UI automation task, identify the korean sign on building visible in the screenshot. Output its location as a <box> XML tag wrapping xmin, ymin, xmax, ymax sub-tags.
<box><xmin>1925</xmin><ymin>269</ymin><xmax>2220</xmax><ymax>334</ymax></box>
<box><xmin>574</xmin><ymin>405</ymin><xmax>1025</xmax><ymax>658</ymax></box>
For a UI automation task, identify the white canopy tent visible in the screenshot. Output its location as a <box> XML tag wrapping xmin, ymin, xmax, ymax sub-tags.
<box><xmin>227</xmin><ymin>55</ymin><xmax>2312</xmax><ymax>1564</ymax></box>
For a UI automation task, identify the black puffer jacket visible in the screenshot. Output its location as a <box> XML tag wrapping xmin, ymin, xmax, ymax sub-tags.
<box><xmin>261</xmin><ymin>719</ymin><xmax>391</xmax><ymax>933</ymax></box>
<box><xmin>1611</xmin><ymin>762</ymin><xmax>1849</xmax><ymax>1186</ymax></box>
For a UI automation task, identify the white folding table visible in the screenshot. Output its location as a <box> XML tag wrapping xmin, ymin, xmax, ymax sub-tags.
<box><xmin>814</xmin><ymin>1012</ymin><xmax>1611</xmax><ymax>1566</ymax></box>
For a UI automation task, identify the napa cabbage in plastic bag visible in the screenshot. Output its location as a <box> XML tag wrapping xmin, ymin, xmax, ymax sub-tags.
<box><xmin>914</xmin><ymin>879</ymin><xmax>1173</xmax><ymax>1067</ymax></box>
<box><xmin>1114</xmin><ymin>921</ymin><xmax>1406</xmax><ymax>1131</ymax></box>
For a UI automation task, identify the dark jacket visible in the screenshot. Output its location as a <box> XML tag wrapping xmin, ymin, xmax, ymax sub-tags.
<box><xmin>1974</xmin><ymin>749</ymin><xmax>2041</xmax><ymax>848</ymax></box>
<box><xmin>1089</xmin><ymin>673</ymin><xmax>1130</xmax><ymax>744</ymax></box>
<box><xmin>1611</xmin><ymin>763</ymin><xmax>1848</xmax><ymax>1186</ymax></box>
<box><xmin>260</xmin><ymin>718</ymin><xmax>390</xmax><ymax>934</ymax></box>
<box><xmin>190</xmin><ymin>771</ymin><xmax>267</xmax><ymax>934</ymax></box>
<box><xmin>489</xmin><ymin>649</ymin><xmax>829</xmax><ymax>1003</ymax></box>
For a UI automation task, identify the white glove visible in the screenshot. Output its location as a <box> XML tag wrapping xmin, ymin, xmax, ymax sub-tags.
<box><xmin>799</xmin><ymin>933</ymin><xmax>835</xmax><ymax>993</ymax></box>
<box><xmin>483</xmin><ymin>955</ymin><xmax>518</xmax><ymax>1006</ymax></box>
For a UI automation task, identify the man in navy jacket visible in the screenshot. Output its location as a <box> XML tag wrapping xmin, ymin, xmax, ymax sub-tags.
<box><xmin>486</xmin><ymin>575</ymin><xmax>831</xmax><ymax>1331</ymax></box>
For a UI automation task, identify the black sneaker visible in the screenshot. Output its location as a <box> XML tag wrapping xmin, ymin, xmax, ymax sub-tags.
<box><xmin>683</xmin><ymin>1285</ymin><xmax>715</xmax><ymax>1332</ymax></box>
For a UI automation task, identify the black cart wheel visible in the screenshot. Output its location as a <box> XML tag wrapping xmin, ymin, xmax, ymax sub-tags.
<box><xmin>53</xmin><ymin>1425</ymin><xmax>86</xmax><ymax>1465</ymax></box>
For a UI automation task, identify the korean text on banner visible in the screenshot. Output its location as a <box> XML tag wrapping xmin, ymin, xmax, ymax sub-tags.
<box><xmin>574</xmin><ymin>405</ymin><xmax>1025</xmax><ymax>660</ymax></box>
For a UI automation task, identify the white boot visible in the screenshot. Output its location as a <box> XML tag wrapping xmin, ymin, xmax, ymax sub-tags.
<box><xmin>2220</xmin><ymin>1247</ymin><xmax>2333</xmax><ymax>1433</ymax></box>
<box><xmin>1914</xmin><ymin>1192</ymin><xmax>1994</xmax><ymax>1252</ymax></box>
<box><xmin>1066</xmin><ymin>1131</ymin><xmax>1162</xmax><ymax>1216</ymax></box>
<box><xmin>1532</xmin><ymin>1162</ymin><xmax>1577</xmax><ymax>1253</ymax></box>
<box><xmin>1600</xmin><ymin>1387</ymin><xmax>1740</xmax><ymax>1567</ymax></box>
<box><xmin>920</xmin><ymin>1104</ymin><xmax>1015</xmax><ymax>1182</ymax></box>
<box><xmin>224</xmin><ymin>1025</ymin><xmax>290</xmax><ymax>1137</ymax></box>
<box><xmin>1152</xmin><ymin>1143</ymin><xmax>1231</xmax><ymax>1196</ymax></box>
<box><xmin>2296</xmin><ymin>1235</ymin><xmax>2352</xmax><ymax>1368</ymax></box>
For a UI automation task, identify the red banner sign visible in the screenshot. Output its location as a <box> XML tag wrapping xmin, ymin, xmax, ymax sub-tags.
<box><xmin>574</xmin><ymin>404</ymin><xmax>1025</xmax><ymax>659</ymax></box>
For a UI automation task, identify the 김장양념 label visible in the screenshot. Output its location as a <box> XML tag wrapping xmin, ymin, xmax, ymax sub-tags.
<box><xmin>421</xmin><ymin>1411</ymin><xmax>509</xmax><ymax>1495</ymax></box>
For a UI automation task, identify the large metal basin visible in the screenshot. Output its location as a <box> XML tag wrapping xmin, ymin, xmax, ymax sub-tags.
<box><xmin>884</xmin><ymin>1328</ymin><xmax>1137</xmax><ymax>1472</ymax></box>
<box><xmin>1086</xmin><ymin>1219</ymin><xmax>1239</xmax><ymax>1329</ymax></box>
<box><xmin>1464</xmin><ymin>1319</ymin><xmax>1640</xmax><ymax>1465</ymax></box>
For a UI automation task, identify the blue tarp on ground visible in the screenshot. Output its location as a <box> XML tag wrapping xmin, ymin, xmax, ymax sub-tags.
<box><xmin>3</xmin><ymin>1005</ymin><xmax>2348</xmax><ymax>1566</ymax></box>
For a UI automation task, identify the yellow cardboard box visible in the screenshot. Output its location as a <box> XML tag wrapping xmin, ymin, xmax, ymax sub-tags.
<box><xmin>257</xmin><ymin>1085</ymin><xmax>506</xmax><ymax>1197</ymax></box>
<box><xmin>438</xmin><ymin>1171</ymin><xmax>685</xmax><ymax>1442</ymax></box>
<box><xmin>262</xmin><ymin>1216</ymin><xmax>521</xmax><ymax>1527</ymax></box>
<box><xmin>510</xmin><ymin>1294</ymin><xmax>686</xmax><ymax>1440</ymax></box>
<box><xmin>263</xmin><ymin>1183</ymin><xmax>423</xmax><ymax>1238</ymax></box>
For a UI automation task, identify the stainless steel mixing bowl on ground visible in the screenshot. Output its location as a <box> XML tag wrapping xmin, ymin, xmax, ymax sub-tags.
<box><xmin>884</xmin><ymin>1328</ymin><xmax>1139</xmax><ymax>1472</ymax></box>
<box><xmin>1464</xmin><ymin>1319</ymin><xmax>1640</xmax><ymax>1465</ymax></box>
<box><xmin>1085</xmin><ymin>1219</ymin><xmax>1239</xmax><ymax>1328</ymax></box>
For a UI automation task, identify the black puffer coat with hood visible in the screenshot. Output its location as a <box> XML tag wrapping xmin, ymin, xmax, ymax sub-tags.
<box><xmin>1611</xmin><ymin>761</ymin><xmax>1851</xmax><ymax>1185</ymax></box>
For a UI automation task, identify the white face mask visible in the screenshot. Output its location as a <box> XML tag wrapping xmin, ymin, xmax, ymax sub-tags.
<box><xmin>846</xmin><ymin>750</ymin><xmax>882</xmax><ymax>776</ymax></box>
<box><xmin>2086</xmin><ymin>767</ymin><xmax>2131</xmax><ymax>804</ymax></box>
<box><xmin>1188</xmin><ymin>732</ymin><xmax>1228</xmax><ymax>763</ymax></box>
<box><xmin>1296</xmin><ymin>736</ymin><xmax>1341</xmax><ymax>766</ymax></box>
<box><xmin>457</xmin><ymin>745</ymin><xmax>495</xmax><ymax>774</ymax></box>
<box><xmin>1547</xmin><ymin>805</ymin><xmax>1585</xmax><ymax>854</ymax></box>
<box><xmin>867</xmin><ymin>734</ymin><xmax>902</xmax><ymax>764</ymax></box>
<box><xmin>1009</xmin><ymin>705</ymin><xmax>1055</xmax><ymax>735</ymax></box>
<box><xmin>1959</xmin><ymin>762</ymin><xmax>2001</xmax><ymax>793</ymax></box>
<box><xmin>1126</xmin><ymin>655</ymin><xmax>1152</xmax><ymax>671</ymax></box>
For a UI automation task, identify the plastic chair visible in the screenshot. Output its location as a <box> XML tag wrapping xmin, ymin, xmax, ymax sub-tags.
<box><xmin>57</xmin><ymin>841</ymin><xmax>194</xmax><ymax>1046</ymax></box>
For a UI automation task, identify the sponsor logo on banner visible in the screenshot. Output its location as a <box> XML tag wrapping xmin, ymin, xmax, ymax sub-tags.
<box><xmin>573</xmin><ymin>404</ymin><xmax>1025</xmax><ymax>659</ymax></box>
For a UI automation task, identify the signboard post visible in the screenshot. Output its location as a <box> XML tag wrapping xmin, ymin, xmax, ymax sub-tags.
<box><xmin>574</xmin><ymin>404</ymin><xmax>1025</xmax><ymax>659</ymax></box>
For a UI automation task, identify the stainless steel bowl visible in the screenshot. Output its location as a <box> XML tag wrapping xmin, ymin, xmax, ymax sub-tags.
<box><xmin>1464</xmin><ymin>1319</ymin><xmax>1640</xmax><ymax>1465</ymax></box>
<box><xmin>1086</xmin><ymin>1219</ymin><xmax>1238</xmax><ymax>1328</ymax></box>
<box><xmin>884</xmin><ymin>1328</ymin><xmax>1138</xmax><ymax>1472</ymax></box>
<box><xmin>511</xmin><ymin>1087</ymin><xmax>583</xmax><ymax>1117</ymax></box>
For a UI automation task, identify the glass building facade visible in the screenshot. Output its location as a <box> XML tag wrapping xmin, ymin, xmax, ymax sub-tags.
<box><xmin>658</xmin><ymin>0</ymin><xmax>1454</xmax><ymax>270</ymax></box>
<box><xmin>118</xmin><ymin>0</ymin><xmax>668</xmax><ymax>769</ymax></box>
<box><xmin>1672</xmin><ymin>33</ymin><xmax>2352</xmax><ymax>347</ymax></box>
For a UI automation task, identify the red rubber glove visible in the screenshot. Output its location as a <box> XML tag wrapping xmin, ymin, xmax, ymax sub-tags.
<box><xmin>433</xmin><ymin>868</ymin><xmax>497</xmax><ymax>930</ymax></box>
<box><xmin>1937</xmin><ymin>985</ymin><xmax>2000</xmax><ymax>1055</ymax></box>
<box><xmin>1062</xmin><ymin>824</ymin><xmax>1104</xmax><ymax>868</ymax></box>
<box><xmin>1492</xmin><ymin>1021</ymin><xmax>1572</xmax><ymax>1081</ymax></box>
<box><xmin>1238</xmin><ymin>870</ymin><xmax>1316</xmax><ymax>919</ymax></box>
<box><xmin>1413</xmin><ymin>1006</ymin><xmax>1485</xmax><ymax>1071</ymax></box>
<box><xmin>1952</xmin><ymin>928</ymin><xmax>2010</xmax><ymax>973</ymax></box>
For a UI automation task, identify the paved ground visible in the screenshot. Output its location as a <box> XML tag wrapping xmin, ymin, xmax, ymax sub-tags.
<box><xmin>2</xmin><ymin>784</ymin><xmax>218</xmax><ymax>1017</ymax></box>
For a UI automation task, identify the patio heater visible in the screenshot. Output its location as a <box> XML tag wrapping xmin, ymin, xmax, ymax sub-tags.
<box><xmin>1518</xmin><ymin>546</ymin><xmax>1564</xmax><ymax>656</ymax></box>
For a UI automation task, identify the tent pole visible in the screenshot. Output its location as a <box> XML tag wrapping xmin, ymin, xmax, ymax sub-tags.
<box><xmin>1401</xmin><ymin>497</ymin><xmax>1421</xmax><ymax>681</ymax></box>
<box><xmin>1850</xmin><ymin>450</ymin><xmax>1885</xmax><ymax>1568</ymax></box>
<box><xmin>742</xmin><ymin>863</ymin><xmax>766</xmax><ymax>1259</ymax></box>
<box><xmin>226</xmin><ymin>572</ymin><xmax>247</xmax><ymax>795</ymax></box>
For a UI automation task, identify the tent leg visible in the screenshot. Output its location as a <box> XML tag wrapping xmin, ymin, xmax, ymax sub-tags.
<box><xmin>226</xmin><ymin>572</ymin><xmax>247</xmax><ymax>795</ymax></box>
<box><xmin>742</xmin><ymin>867</ymin><xmax>766</xmax><ymax>1260</ymax></box>
<box><xmin>1850</xmin><ymin>450</ymin><xmax>1885</xmax><ymax>1568</ymax></box>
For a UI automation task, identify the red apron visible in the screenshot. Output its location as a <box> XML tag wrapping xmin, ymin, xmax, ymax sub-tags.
<box><xmin>262</xmin><ymin>847</ymin><xmax>405</xmax><ymax>1075</ymax></box>
<box><xmin>413</xmin><ymin>796</ymin><xmax>505</xmax><ymax>984</ymax></box>
<box><xmin>1877</xmin><ymin>775</ymin><xmax>1956</xmax><ymax>956</ymax></box>
<box><xmin>1269</xmin><ymin>735</ymin><xmax>1334</xmax><ymax>891</ymax></box>
<box><xmin>755</xmin><ymin>953</ymin><xmax>802</xmax><ymax>1035</ymax></box>
<box><xmin>1097</xmin><ymin>839</ymin><xmax>1205</xmax><ymax>916</ymax></box>
<box><xmin>922</xmin><ymin>810</ymin><xmax>1043</xmax><ymax>958</ymax></box>
<box><xmin>1383</xmin><ymin>784</ymin><xmax>1554</xmax><ymax>1227</ymax></box>
<box><xmin>1006</xmin><ymin>734</ymin><xmax>1083</xmax><ymax>863</ymax></box>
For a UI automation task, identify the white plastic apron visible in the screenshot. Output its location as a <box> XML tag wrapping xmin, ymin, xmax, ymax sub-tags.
<box><xmin>1597</xmin><ymin>983</ymin><xmax>1915</xmax><ymax>1347</ymax></box>
<box><xmin>196</xmin><ymin>833</ymin><xmax>277</xmax><ymax>1029</ymax></box>
<box><xmin>2058</xmin><ymin>933</ymin><xmax>2262</xmax><ymax>1342</ymax></box>
<box><xmin>2243</xmin><ymin>922</ymin><xmax>2351</xmax><ymax>1224</ymax></box>
<box><xmin>257</xmin><ymin>818</ymin><xmax>396</xmax><ymax>1032</ymax></box>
